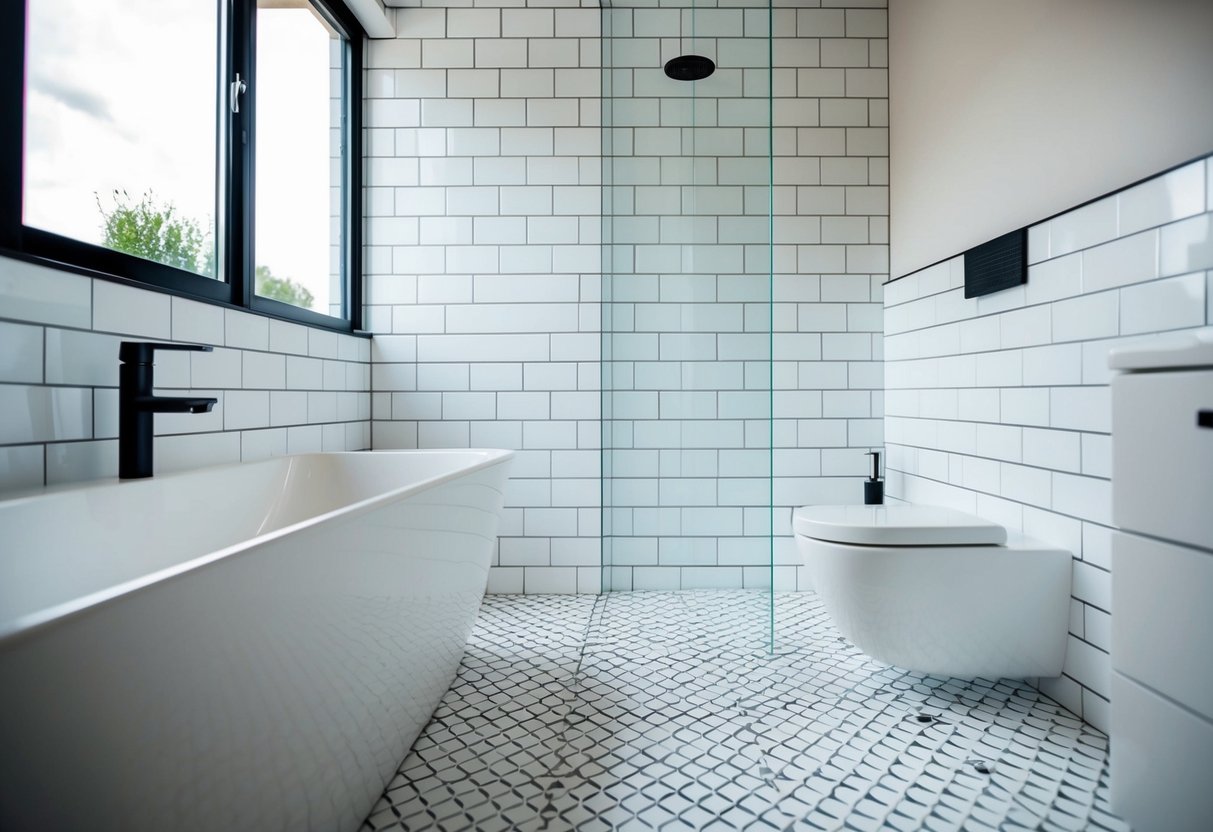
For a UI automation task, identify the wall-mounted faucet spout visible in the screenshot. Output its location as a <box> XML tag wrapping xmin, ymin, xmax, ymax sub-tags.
<box><xmin>119</xmin><ymin>341</ymin><xmax>219</xmax><ymax>480</ymax></box>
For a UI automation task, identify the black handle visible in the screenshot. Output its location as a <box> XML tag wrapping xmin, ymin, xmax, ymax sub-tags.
<box><xmin>1199</xmin><ymin>410</ymin><xmax>1213</xmax><ymax>429</ymax></box>
<box><xmin>119</xmin><ymin>341</ymin><xmax>214</xmax><ymax>364</ymax></box>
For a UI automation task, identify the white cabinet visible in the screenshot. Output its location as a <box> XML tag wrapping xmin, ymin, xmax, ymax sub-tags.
<box><xmin>1109</xmin><ymin>328</ymin><xmax>1213</xmax><ymax>832</ymax></box>
<box><xmin>1112</xmin><ymin>368</ymin><xmax>1213</xmax><ymax>550</ymax></box>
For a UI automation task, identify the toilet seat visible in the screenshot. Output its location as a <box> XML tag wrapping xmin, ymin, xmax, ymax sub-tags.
<box><xmin>793</xmin><ymin>505</ymin><xmax>1007</xmax><ymax>547</ymax></box>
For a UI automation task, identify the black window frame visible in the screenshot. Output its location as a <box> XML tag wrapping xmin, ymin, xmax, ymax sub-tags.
<box><xmin>0</xmin><ymin>0</ymin><xmax>364</xmax><ymax>334</ymax></box>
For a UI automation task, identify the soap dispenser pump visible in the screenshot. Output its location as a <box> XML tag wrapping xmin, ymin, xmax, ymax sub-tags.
<box><xmin>864</xmin><ymin>450</ymin><xmax>884</xmax><ymax>505</ymax></box>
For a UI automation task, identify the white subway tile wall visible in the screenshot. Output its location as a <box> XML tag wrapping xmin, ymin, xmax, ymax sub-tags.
<box><xmin>601</xmin><ymin>1</ymin><xmax>888</xmax><ymax>592</ymax></box>
<box><xmin>366</xmin><ymin>2</ymin><xmax>607</xmax><ymax>595</ymax></box>
<box><xmin>0</xmin><ymin>256</ymin><xmax>371</xmax><ymax>491</ymax></box>
<box><xmin>367</xmin><ymin>1</ymin><xmax>887</xmax><ymax>594</ymax></box>
<box><xmin>883</xmin><ymin>155</ymin><xmax>1212</xmax><ymax>732</ymax></box>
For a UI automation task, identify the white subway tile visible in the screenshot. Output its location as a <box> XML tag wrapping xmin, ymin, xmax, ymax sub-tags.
<box><xmin>241</xmin><ymin>428</ymin><xmax>288</xmax><ymax>463</ymax></box>
<box><xmin>974</xmin><ymin>423</ymin><xmax>1021</xmax><ymax>463</ymax></box>
<box><xmin>366</xmin><ymin>99</ymin><xmax>420</xmax><ymax>130</ymax></box>
<box><xmin>1052</xmin><ymin>291</ymin><xmax>1118</xmax><ymax>343</ymax></box>
<box><xmin>1119</xmin><ymin>271</ymin><xmax>1206</xmax><ymax>335</ymax></box>
<box><xmin>1049</xmin><ymin>196</ymin><xmax>1118</xmax><ymax>257</ymax></box>
<box><xmin>998</xmin><ymin>305</ymin><xmax>1051</xmax><ymax>349</ymax></box>
<box><xmin>170</xmin><ymin>298</ymin><xmax>224</xmax><ymax>346</ymax></box>
<box><xmin>417</xmin><ymin>363</ymin><xmax>468</xmax><ymax>392</ymax></box>
<box><xmin>422</xmin><ymin>38</ymin><xmax>473</xmax><ymax>68</ymax></box>
<box><xmin>43</xmin><ymin>329</ymin><xmax>119</xmax><ymax>388</ymax></box>
<box><xmin>372</xmin><ymin>420</ymin><xmax>416</xmax><ymax>450</ymax></box>
<box><xmin>0</xmin><ymin>258</ymin><xmax>91</xmax><ymax>328</ymax></box>
<box><xmin>191</xmin><ymin>348</ymin><xmax>242</xmax><ymax>389</ymax></box>
<box><xmin>956</xmin><ymin>388</ymin><xmax>997</xmax><ymax>423</ymax></box>
<box><xmin>269</xmin><ymin>320</ymin><xmax>309</xmax><ymax>355</ymax></box>
<box><xmin>1065</xmin><ymin>635</ymin><xmax>1111</xmax><ymax>699</ymax></box>
<box><xmin>93</xmin><ymin>281</ymin><xmax>170</xmax><ymax>339</ymax></box>
<box><xmin>447</xmin><ymin>9</ymin><xmax>499</xmax><ymax>38</ymax></box>
<box><xmin>225</xmin><ymin>310</ymin><xmax>269</xmax><ymax>350</ymax></box>
<box><xmin>443</xmin><ymin>392</ymin><xmax>496</xmax><ymax>420</ymax></box>
<box><xmin>1027</xmin><ymin>222</ymin><xmax>1050</xmax><ymax>265</ymax></box>
<box><xmin>270</xmin><ymin>391</ymin><xmax>308</xmax><ymax>427</ymax></box>
<box><xmin>367</xmin><ymin>39</ymin><xmax>420</xmax><ymax>70</ymax></box>
<box><xmin>957</xmin><ymin>316</ymin><xmax>999</xmax><ymax>354</ymax></box>
<box><xmin>1081</xmin><ymin>339</ymin><xmax>1115</xmax><ymax>388</ymax></box>
<box><xmin>1000</xmin><ymin>388</ymin><xmax>1050</xmax><ymax>427</ymax></box>
<box><xmin>285</xmin><ymin>355</ymin><xmax>323</xmax><ymax>390</ymax></box>
<box><xmin>1081</xmin><ymin>522</ymin><xmax>1113</xmax><ymax>571</ymax></box>
<box><xmin>1084</xmin><ymin>605</ymin><xmax>1112</xmax><ymax>652</ymax></box>
<box><xmin>396</xmin><ymin>7</ymin><xmax>444</xmax><ymax>38</ymax></box>
<box><xmin>224</xmin><ymin>390</ymin><xmax>270</xmax><ymax>430</ymax></box>
<box><xmin>0</xmin><ymin>444</ymin><xmax>46</xmax><ymax>491</ymax></box>
<box><xmin>419</xmin><ymin>420</ymin><xmax>469</xmax><ymax>448</ymax></box>
<box><xmin>1118</xmin><ymin>161</ymin><xmax>1206</xmax><ymax>236</ymax></box>
<box><xmin>308</xmin><ymin>329</ymin><xmax>340</xmax><ymax>360</ymax></box>
<box><xmin>1081</xmin><ymin>432</ymin><xmax>1111</xmax><ymax>479</ymax></box>
<box><xmin>243</xmin><ymin>352</ymin><xmax>286</xmax><ymax>389</ymax></box>
<box><xmin>0</xmin><ymin>323</ymin><xmax>42</xmax><ymax>384</ymax></box>
<box><xmin>486</xmin><ymin>567</ymin><xmax>524</xmax><ymax>594</ymax></box>
<box><xmin>523</xmin><ymin>567</ymin><xmax>578</xmax><ymax>594</ymax></box>
<box><xmin>503</xmin><ymin>9</ymin><xmax>553</xmax><ymax>38</ymax></box>
<box><xmin>1025</xmin><ymin>252</ymin><xmax>1082</xmax><ymax>304</ymax></box>
<box><xmin>1083</xmin><ymin>230</ymin><xmax>1158</xmax><ymax>292</ymax></box>
<box><xmin>472</xmin><ymin>362</ymin><xmax>523</xmax><ymax>391</ymax></box>
<box><xmin>1023</xmin><ymin>427</ymin><xmax>1081</xmax><ymax>473</ymax></box>
<box><xmin>1050</xmin><ymin>386</ymin><xmax>1110</xmax><ymax>434</ymax></box>
<box><xmin>1053</xmin><ymin>473</ymin><xmax>1111</xmax><ymax>526</ymax></box>
<box><xmin>476</xmin><ymin>38</ymin><xmax>527</xmax><ymax>69</ymax></box>
<box><xmin>153</xmin><ymin>431</ymin><xmax>240</xmax><ymax>474</ymax></box>
<box><xmin>1000</xmin><ymin>462</ymin><xmax>1051</xmax><ymax>508</ymax></box>
<box><xmin>474</xmin><ymin>99</ymin><xmax>526</xmax><ymax>127</ymax></box>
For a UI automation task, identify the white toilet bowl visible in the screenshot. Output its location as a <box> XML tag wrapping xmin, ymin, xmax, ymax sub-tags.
<box><xmin>794</xmin><ymin>504</ymin><xmax>1072</xmax><ymax>679</ymax></box>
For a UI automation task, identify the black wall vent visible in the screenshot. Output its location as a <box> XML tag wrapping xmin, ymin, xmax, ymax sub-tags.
<box><xmin>964</xmin><ymin>228</ymin><xmax>1027</xmax><ymax>298</ymax></box>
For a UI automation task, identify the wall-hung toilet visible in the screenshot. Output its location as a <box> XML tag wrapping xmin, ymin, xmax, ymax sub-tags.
<box><xmin>793</xmin><ymin>504</ymin><xmax>1072</xmax><ymax>680</ymax></box>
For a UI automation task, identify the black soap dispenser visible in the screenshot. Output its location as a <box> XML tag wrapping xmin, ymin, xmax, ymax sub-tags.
<box><xmin>864</xmin><ymin>450</ymin><xmax>884</xmax><ymax>505</ymax></box>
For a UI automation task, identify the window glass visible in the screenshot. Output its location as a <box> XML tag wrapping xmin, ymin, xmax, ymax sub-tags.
<box><xmin>254</xmin><ymin>0</ymin><xmax>344</xmax><ymax>315</ymax></box>
<box><xmin>23</xmin><ymin>0</ymin><xmax>220</xmax><ymax>279</ymax></box>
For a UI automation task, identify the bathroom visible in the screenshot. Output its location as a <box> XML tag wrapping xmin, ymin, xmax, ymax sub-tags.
<box><xmin>0</xmin><ymin>0</ymin><xmax>1210</xmax><ymax>828</ymax></box>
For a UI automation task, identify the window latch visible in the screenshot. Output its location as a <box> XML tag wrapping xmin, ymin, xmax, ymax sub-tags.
<box><xmin>230</xmin><ymin>74</ymin><xmax>248</xmax><ymax>114</ymax></box>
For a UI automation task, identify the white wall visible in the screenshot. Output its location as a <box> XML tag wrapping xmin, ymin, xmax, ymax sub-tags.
<box><xmin>888</xmin><ymin>0</ymin><xmax>1213</xmax><ymax>278</ymax></box>
<box><xmin>0</xmin><ymin>255</ymin><xmax>371</xmax><ymax>492</ymax></box>
<box><xmin>883</xmin><ymin>155</ymin><xmax>1213</xmax><ymax>731</ymax></box>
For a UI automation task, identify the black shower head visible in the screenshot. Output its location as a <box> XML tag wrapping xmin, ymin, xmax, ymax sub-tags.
<box><xmin>664</xmin><ymin>54</ymin><xmax>715</xmax><ymax>81</ymax></box>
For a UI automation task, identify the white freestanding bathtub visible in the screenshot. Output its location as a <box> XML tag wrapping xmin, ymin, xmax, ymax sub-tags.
<box><xmin>0</xmin><ymin>449</ymin><xmax>513</xmax><ymax>832</ymax></box>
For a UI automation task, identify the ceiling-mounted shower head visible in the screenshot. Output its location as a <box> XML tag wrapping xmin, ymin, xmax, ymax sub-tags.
<box><xmin>664</xmin><ymin>54</ymin><xmax>715</xmax><ymax>81</ymax></box>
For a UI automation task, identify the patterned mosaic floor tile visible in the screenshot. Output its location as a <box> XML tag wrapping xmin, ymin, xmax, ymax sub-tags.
<box><xmin>361</xmin><ymin>592</ymin><xmax>1128</xmax><ymax>832</ymax></box>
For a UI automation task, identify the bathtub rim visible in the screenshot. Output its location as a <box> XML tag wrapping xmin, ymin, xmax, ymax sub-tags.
<box><xmin>0</xmin><ymin>448</ymin><xmax>514</xmax><ymax>647</ymax></box>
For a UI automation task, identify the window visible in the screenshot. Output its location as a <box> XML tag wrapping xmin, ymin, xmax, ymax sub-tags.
<box><xmin>1</xmin><ymin>0</ymin><xmax>363</xmax><ymax>331</ymax></box>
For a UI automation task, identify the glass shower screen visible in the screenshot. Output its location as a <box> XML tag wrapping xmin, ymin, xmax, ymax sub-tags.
<box><xmin>600</xmin><ymin>1</ymin><xmax>773</xmax><ymax>645</ymax></box>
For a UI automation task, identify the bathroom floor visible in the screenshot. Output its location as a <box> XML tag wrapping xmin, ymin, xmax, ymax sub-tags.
<box><xmin>361</xmin><ymin>592</ymin><xmax>1128</xmax><ymax>831</ymax></box>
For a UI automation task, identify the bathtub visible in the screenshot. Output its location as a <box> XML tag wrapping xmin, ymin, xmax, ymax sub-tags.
<box><xmin>0</xmin><ymin>449</ymin><xmax>513</xmax><ymax>832</ymax></box>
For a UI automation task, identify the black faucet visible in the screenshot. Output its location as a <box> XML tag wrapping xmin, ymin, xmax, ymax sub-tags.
<box><xmin>119</xmin><ymin>341</ymin><xmax>219</xmax><ymax>479</ymax></box>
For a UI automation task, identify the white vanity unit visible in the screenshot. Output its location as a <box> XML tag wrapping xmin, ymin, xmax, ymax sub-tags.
<box><xmin>1109</xmin><ymin>328</ymin><xmax>1213</xmax><ymax>832</ymax></box>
